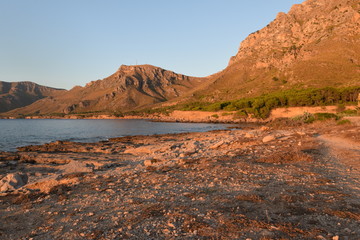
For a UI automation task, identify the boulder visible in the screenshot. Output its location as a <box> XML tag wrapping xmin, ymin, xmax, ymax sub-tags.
<box><xmin>0</xmin><ymin>173</ymin><xmax>28</xmax><ymax>192</ymax></box>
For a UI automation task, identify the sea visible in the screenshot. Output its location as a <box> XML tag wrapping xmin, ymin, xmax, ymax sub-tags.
<box><xmin>0</xmin><ymin>119</ymin><xmax>235</xmax><ymax>152</ymax></box>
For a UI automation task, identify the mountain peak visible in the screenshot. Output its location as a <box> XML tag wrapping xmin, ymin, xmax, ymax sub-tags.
<box><xmin>118</xmin><ymin>64</ymin><xmax>159</xmax><ymax>73</ymax></box>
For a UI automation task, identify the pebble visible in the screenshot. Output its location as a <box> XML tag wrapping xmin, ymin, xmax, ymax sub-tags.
<box><xmin>316</xmin><ymin>235</ymin><xmax>326</xmax><ymax>240</ymax></box>
<box><xmin>262</xmin><ymin>135</ymin><xmax>275</xmax><ymax>143</ymax></box>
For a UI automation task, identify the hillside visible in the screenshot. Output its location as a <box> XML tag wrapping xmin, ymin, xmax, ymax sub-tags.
<box><xmin>189</xmin><ymin>0</ymin><xmax>360</xmax><ymax>102</ymax></box>
<box><xmin>0</xmin><ymin>81</ymin><xmax>64</xmax><ymax>113</ymax></box>
<box><xmin>4</xmin><ymin>65</ymin><xmax>204</xmax><ymax>116</ymax></box>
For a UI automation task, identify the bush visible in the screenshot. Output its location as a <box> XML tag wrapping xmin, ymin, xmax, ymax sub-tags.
<box><xmin>314</xmin><ymin>113</ymin><xmax>340</xmax><ymax>121</ymax></box>
<box><xmin>233</xmin><ymin>110</ymin><xmax>248</xmax><ymax>119</ymax></box>
<box><xmin>336</xmin><ymin>104</ymin><xmax>346</xmax><ymax>112</ymax></box>
<box><xmin>293</xmin><ymin>112</ymin><xmax>315</xmax><ymax>123</ymax></box>
<box><xmin>337</xmin><ymin>119</ymin><xmax>351</xmax><ymax>125</ymax></box>
<box><xmin>340</xmin><ymin>109</ymin><xmax>358</xmax><ymax>116</ymax></box>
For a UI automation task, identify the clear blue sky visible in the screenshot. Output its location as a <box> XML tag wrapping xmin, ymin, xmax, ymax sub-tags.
<box><xmin>0</xmin><ymin>0</ymin><xmax>303</xmax><ymax>89</ymax></box>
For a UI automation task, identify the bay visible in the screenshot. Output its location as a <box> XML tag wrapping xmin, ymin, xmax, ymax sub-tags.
<box><xmin>0</xmin><ymin>119</ymin><xmax>234</xmax><ymax>152</ymax></box>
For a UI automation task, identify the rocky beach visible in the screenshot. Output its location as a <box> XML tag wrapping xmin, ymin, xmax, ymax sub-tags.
<box><xmin>1</xmin><ymin>0</ymin><xmax>360</xmax><ymax>238</ymax></box>
<box><xmin>1</xmin><ymin>119</ymin><xmax>359</xmax><ymax>239</ymax></box>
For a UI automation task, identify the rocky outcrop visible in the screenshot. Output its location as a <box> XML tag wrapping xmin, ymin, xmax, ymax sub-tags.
<box><xmin>0</xmin><ymin>81</ymin><xmax>64</xmax><ymax>113</ymax></box>
<box><xmin>199</xmin><ymin>0</ymin><xmax>360</xmax><ymax>101</ymax></box>
<box><xmin>229</xmin><ymin>0</ymin><xmax>360</xmax><ymax>68</ymax></box>
<box><xmin>0</xmin><ymin>173</ymin><xmax>28</xmax><ymax>192</ymax></box>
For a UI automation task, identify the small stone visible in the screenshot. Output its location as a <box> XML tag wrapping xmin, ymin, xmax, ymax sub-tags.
<box><xmin>144</xmin><ymin>159</ymin><xmax>155</xmax><ymax>166</ymax></box>
<box><xmin>260</xmin><ymin>126</ymin><xmax>270</xmax><ymax>131</ymax></box>
<box><xmin>316</xmin><ymin>235</ymin><xmax>326</xmax><ymax>240</ymax></box>
<box><xmin>259</xmin><ymin>229</ymin><xmax>274</xmax><ymax>237</ymax></box>
<box><xmin>245</xmin><ymin>133</ymin><xmax>255</xmax><ymax>138</ymax></box>
<box><xmin>167</xmin><ymin>223</ymin><xmax>175</xmax><ymax>228</ymax></box>
<box><xmin>262</xmin><ymin>135</ymin><xmax>275</xmax><ymax>143</ymax></box>
<box><xmin>332</xmin><ymin>236</ymin><xmax>339</xmax><ymax>240</ymax></box>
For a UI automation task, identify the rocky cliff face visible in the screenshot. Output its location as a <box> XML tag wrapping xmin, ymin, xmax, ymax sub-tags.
<box><xmin>201</xmin><ymin>0</ymin><xmax>360</xmax><ymax>100</ymax></box>
<box><xmin>0</xmin><ymin>81</ymin><xmax>64</xmax><ymax>113</ymax></box>
<box><xmin>4</xmin><ymin>65</ymin><xmax>203</xmax><ymax>116</ymax></box>
<box><xmin>229</xmin><ymin>0</ymin><xmax>360</xmax><ymax>68</ymax></box>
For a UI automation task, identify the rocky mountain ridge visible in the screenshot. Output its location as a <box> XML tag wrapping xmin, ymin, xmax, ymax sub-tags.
<box><xmin>0</xmin><ymin>81</ymin><xmax>64</xmax><ymax>113</ymax></box>
<box><xmin>3</xmin><ymin>65</ymin><xmax>203</xmax><ymax>116</ymax></box>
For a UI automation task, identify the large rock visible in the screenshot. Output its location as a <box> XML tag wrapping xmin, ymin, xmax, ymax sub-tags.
<box><xmin>0</xmin><ymin>173</ymin><xmax>28</xmax><ymax>192</ymax></box>
<box><xmin>60</xmin><ymin>161</ymin><xmax>94</xmax><ymax>174</ymax></box>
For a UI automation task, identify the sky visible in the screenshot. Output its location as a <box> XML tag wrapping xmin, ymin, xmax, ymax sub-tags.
<box><xmin>0</xmin><ymin>0</ymin><xmax>303</xmax><ymax>90</ymax></box>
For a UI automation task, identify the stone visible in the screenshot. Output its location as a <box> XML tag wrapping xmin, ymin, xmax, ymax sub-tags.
<box><xmin>260</xmin><ymin>126</ymin><xmax>270</xmax><ymax>131</ymax></box>
<box><xmin>0</xmin><ymin>173</ymin><xmax>28</xmax><ymax>192</ymax></box>
<box><xmin>316</xmin><ymin>236</ymin><xmax>326</xmax><ymax>240</ymax></box>
<box><xmin>245</xmin><ymin>133</ymin><xmax>255</xmax><ymax>138</ymax></box>
<box><xmin>144</xmin><ymin>159</ymin><xmax>154</xmax><ymax>167</ymax></box>
<box><xmin>259</xmin><ymin>229</ymin><xmax>274</xmax><ymax>237</ymax></box>
<box><xmin>61</xmin><ymin>161</ymin><xmax>93</xmax><ymax>174</ymax></box>
<box><xmin>210</xmin><ymin>141</ymin><xmax>225</xmax><ymax>149</ymax></box>
<box><xmin>262</xmin><ymin>135</ymin><xmax>276</xmax><ymax>143</ymax></box>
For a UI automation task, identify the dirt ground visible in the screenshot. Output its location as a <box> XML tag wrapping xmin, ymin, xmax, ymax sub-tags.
<box><xmin>0</xmin><ymin>120</ymin><xmax>359</xmax><ymax>239</ymax></box>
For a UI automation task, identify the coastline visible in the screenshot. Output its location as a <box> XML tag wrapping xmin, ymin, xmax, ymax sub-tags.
<box><xmin>1</xmin><ymin>105</ymin><xmax>357</xmax><ymax>123</ymax></box>
<box><xmin>1</xmin><ymin>119</ymin><xmax>360</xmax><ymax>239</ymax></box>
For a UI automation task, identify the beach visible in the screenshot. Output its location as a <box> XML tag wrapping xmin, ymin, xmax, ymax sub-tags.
<box><xmin>1</xmin><ymin>119</ymin><xmax>359</xmax><ymax>239</ymax></box>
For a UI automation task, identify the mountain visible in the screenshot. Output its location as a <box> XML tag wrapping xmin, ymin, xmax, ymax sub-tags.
<box><xmin>3</xmin><ymin>0</ymin><xmax>360</xmax><ymax>116</ymax></box>
<box><xmin>0</xmin><ymin>81</ymin><xmax>64</xmax><ymax>113</ymax></box>
<box><xmin>192</xmin><ymin>0</ymin><xmax>360</xmax><ymax>101</ymax></box>
<box><xmin>5</xmin><ymin>65</ymin><xmax>204</xmax><ymax>116</ymax></box>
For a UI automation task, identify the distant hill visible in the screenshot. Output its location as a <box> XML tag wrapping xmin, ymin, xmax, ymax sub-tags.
<box><xmin>188</xmin><ymin>0</ymin><xmax>360</xmax><ymax>102</ymax></box>
<box><xmin>0</xmin><ymin>81</ymin><xmax>64</xmax><ymax>113</ymax></box>
<box><xmin>5</xmin><ymin>65</ymin><xmax>204</xmax><ymax>116</ymax></box>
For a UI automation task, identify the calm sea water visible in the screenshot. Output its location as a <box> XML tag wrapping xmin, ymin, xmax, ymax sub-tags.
<box><xmin>0</xmin><ymin>119</ymin><xmax>234</xmax><ymax>152</ymax></box>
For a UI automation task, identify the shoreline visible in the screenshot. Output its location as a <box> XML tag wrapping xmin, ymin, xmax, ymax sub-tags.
<box><xmin>1</xmin><ymin>105</ymin><xmax>357</xmax><ymax>123</ymax></box>
<box><xmin>0</xmin><ymin>120</ymin><xmax>359</xmax><ymax>239</ymax></box>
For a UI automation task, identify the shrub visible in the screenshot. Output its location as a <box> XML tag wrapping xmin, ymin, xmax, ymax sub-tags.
<box><xmin>293</xmin><ymin>112</ymin><xmax>315</xmax><ymax>123</ymax></box>
<box><xmin>337</xmin><ymin>119</ymin><xmax>351</xmax><ymax>125</ymax></box>
<box><xmin>340</xmin><ymin>109</ymin><xmax>358</xmax><ymax>116</ymax></box>
<box><xmin>221</xmin><ymin>112</ymin><xmax>233</xmax><ymax>116</ymax></box>
<box><xmin>314</xmin><ymin>113</ymin><xmax>340</xmax><ymax>121</ymax></box>
<box><xmin>336</xmin><ymin>104</ymin><xmax>346</xmax><ymax>112</ymax></box>
<box><xmin>233</xmin><ymin>110</ymin><xmax>248</xmax><ymax>119</ymax></box>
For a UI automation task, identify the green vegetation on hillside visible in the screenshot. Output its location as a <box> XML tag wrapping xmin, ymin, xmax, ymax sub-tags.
<box><xmin>175</xmin><ymin>86</ymin><xmax>360</xmax><ymax>119</ymax></box>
